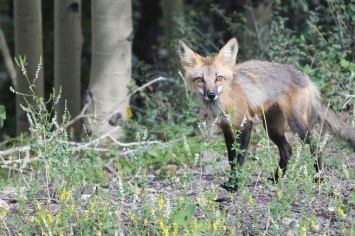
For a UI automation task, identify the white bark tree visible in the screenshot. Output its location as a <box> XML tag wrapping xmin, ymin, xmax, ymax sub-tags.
<box><xmin>54</xmin><ymin>0</ymin><xmax>82</xmax><ymax>138</ymax></box>
<box><xmin>14</xmin><ymin>0</ymin><xmax>44</xmax><ymax>135</ymax></box>
<box><xmin>85</xmin><ymin>0</ymin><xmax>132</xmax><ymax>138</ymax></box>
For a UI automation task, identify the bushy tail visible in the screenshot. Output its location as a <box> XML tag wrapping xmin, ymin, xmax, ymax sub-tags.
<box><xmin>312</xmin><ymin>98</ymin><xmax>355</xmax><ymax>150</ymax></box>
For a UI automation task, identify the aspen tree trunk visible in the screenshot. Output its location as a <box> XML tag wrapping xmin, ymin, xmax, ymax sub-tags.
<box><xmin>85</xmin><ymin>0</ymin><xmax>132</xmax><ymax>138</ymax></box>
<box><xmin>14</xmin><ymin>0</ymin><xmax>44</xmax><ymax>135</ymax></box>
<box><xmin>245</xmin><ymin>0</ymin><xmax>272</xmax><ymax>48</ymax></box>
<box><xmin>162</xmin><ymin>0</ymin><xmax>183</xmax><ymax>55</ymax></box>
<box><xmin>54</xmin><ymin>0</ymin><xmax>82</xmax><ymax>138</ymax></box>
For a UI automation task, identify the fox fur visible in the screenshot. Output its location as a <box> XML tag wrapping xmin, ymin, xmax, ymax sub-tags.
<box><xmin>178</xmin><ymin>38</ymin><xmax>355</xmax><ymax>191</ymax></box>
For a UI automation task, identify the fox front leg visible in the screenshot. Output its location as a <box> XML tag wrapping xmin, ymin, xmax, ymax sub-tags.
<box><xmin>220</xmin><ymin>120</ymin><xmax>253</xmax><ymax>191</ymax></box>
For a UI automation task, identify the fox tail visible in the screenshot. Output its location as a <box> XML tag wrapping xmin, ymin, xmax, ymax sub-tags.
<box><xmin>311</xmin><ymin>87</ymin><xmax>355</xmax><ymax>150</ymax></box>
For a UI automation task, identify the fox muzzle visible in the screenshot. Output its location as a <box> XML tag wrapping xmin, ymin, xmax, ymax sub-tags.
<box><xmin>207</xmin><ymin>92</ymin><xmax>216</xmax><ymax>100</ymax></box>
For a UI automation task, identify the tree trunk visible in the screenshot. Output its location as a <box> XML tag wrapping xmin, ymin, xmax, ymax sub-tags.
<box><xmin>162</xmin><ymin>0</ymin><xmax>183</xmax><ymax>56</ymax></box>
<box><xmin>14</xmin><ymin>0</ymin><xmax>44</xmax><ymax>135</ymax></box>
<box><xmin>85</xmin><ymin>0</ymin><xmax>132</xmax><ymax>138</ymax></box>
<box><xmin>0</xmin><ymin>25</ymin><xmax>16</xmax><ymax>87</ymax></box>
<box><xmin>54</xmin><ymin>0</ymin><xmax>82</xmax><ymax>138</ymax></box>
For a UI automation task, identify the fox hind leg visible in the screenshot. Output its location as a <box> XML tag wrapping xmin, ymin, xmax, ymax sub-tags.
<box><xmin>288</xmin><ymin>117</ymin><xmax>323</xmax><ymax>175</ymax></box>
<box><xmin>264</xmin><ymin>106</ymin><xmax>292</xmax><ymax>182</ymax></box>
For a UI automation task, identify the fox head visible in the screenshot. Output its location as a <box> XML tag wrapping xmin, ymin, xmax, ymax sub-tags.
<box><xmin>178</xmin><ymin>38</ymin><xmax>238</xmax><ymax>101</ymax></box>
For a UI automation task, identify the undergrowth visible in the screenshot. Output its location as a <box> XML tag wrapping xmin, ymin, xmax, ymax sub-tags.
<box><xmin>0</xmin><ymin>1</ymin><xmax>354</xmax><ymax>235</ymax></box>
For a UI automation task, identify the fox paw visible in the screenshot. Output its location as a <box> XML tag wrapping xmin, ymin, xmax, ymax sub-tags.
<box><xmin>313</xmin><ymin>176</ymin><xmax>324</xmax><ymax>184</ymax></box>
<box><xmin>267</xmin><ymin>176</ymin><xmax>279</xmax><ymax>183</ymax></box>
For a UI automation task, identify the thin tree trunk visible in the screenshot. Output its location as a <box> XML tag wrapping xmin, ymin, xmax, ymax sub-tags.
<box><xmin>0</xmin><ymin>25</ymin><xmax>16</xmax><ymax>87</ymax></box>
<box><xmin>14</xmin><ymin>0</ymin><xmax>44</xmax><ymax>135</ymax></box>
<box><xmin>54</xmin><ymin>0</ymin><xmax>82</xmax><ymax>138</ymax></box>
<box><xmin>85</xmin><ymin>0</ymin><xmax>132</xmax><ymax>138</ymax></box>
<box><xmin>162</xmin><ymin>0</ymin><xmax>183</xmax><ymax>55</ymax></box>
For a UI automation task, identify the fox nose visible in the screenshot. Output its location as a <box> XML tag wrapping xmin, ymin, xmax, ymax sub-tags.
<box><xmin>207</xmin><ymin>92</ymin><xmax>216</xmax><ymax>100</ymax></box>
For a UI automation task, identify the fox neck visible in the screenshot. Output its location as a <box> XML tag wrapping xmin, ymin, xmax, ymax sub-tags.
<box><xmin>202</xmin><ymin>97</ymin><xmax>231</xmax><ymax>125</ymax></box>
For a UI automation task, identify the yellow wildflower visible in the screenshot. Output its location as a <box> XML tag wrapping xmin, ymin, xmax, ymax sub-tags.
<box><xmin>173</xmin><ymin>221</ymin><xmax>179</xmax><ymax>236</ymax></box>
<box><xmin>127</xmin><ymin>106</ymin><xmax>133</xmax><ymax>119</ymax></box>
<box><xmin>193</xmin><ymin>218</ymin><xmax>198</xmax><ymax>233</ymax></box>
<box><xmin>277</xmin><ymin>191</ymin><xmax>283</xmax><ymax>200</ymax></box>
<box><xmin>158</xmin><ymin>194</ymin><xmax>164</xmax><ymax>212</ymax></box>
<box><xmin>212</xmin><ymin>221</ymin><xmax>218</xmax><ymax>233</ymax></box>
<box><xmin>47</xmin><ymin>212</ymin><xmax>54</xmax><ymax>224</ymax></box>
<box><xmin>338</xmin><ymin>207</ymin><xmax>346</xmax><ymax>219</ymax></box>
<box><xmin>248</xmin><ymin>194</ymin><xmax>254</xmax><ymax>204</ymax></box>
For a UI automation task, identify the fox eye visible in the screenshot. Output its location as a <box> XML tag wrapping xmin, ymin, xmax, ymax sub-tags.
<box><xmin>216</xmin><ymin>76</ymin><xmax>224</xmax><ymax>82</ymax></box>
<box><xmin>194</xmin><ymin>77</ymin><xmax>204</xmax><ymax>83</ymax></box>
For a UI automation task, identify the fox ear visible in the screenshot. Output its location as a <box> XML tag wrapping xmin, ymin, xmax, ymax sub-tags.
<box><xmin>215</xmin><ymin>38</ymin><xmax>238</xmax><ymax>67</ymax></box>
<box><xmin>178</xmin><ymin>40</ymin><xmax>199</xmax><ymax>68</ymax></box>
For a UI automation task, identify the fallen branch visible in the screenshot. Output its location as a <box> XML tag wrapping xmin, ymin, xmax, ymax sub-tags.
<box><xmin>0</xmin><ymin>146</ymin><xmax>31</xmax><ymax>156</ymax></box>
<box><xmin>0</xmin><ymin>156</ymin><xmax>38</xmax><ymax>165</ymax></box>
<box><xmin>107</xmin><ymin>134</ymin><xmax>168</xmax><ymax>147</ymax></box>
<box><xmin>71</xmin><ymin>126</ymin><xmax>122</xmax><ymax>151</ymax></box>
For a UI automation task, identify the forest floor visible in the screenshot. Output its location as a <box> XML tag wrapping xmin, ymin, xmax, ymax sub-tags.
<box><xmin>0</xmin><ymin>132</ymin><xmax>354</xmax><ymax>235</ymax></box>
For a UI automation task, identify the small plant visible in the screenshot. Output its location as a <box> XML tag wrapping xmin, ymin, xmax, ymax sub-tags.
<box><xmin>0</xmin><ymin>105</ymin><xmax>5</xmax><ymax>128</ymax></box>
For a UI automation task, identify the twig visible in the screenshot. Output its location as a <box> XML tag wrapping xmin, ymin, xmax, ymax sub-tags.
<box><xmin>104</xmin><ymin>163</ymin><xmax>119</xmax><ymax>177</ymax></box>
<box><xmin>342</xmin><ymin>93</ymin><xmax>355</xmax><ymax>109</ymax></box>
<box><xmin>0</xmin><ymin>215</ymin><xmax>10</xmax><ymax>235</ymax></box>
<box><xmin>127</xmin><ymin>76</ymin><xmax>167</xmax><ymax>97</ymax></box>
<box><xmin>316</xmin><ymin>101</ymin><xmax>330</xmax><ymax>157</ymax></box>
<box><xmin>328</xmin><ymin>2</ymin><xmax>345</xmax><ymax>48</ymax></box>
<box><xmin>53</xmin><ymin>102</ymin><xmax>90</xmax><ymax>137</ymax></box>
<box><xmin>261</xmin><ymin>105</ymin><xmax>270</xmax><ymax>150</ymax></box>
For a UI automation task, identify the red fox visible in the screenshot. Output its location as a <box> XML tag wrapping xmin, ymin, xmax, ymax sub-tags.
<box><xmin>178</xmin><ymin>38</ymin><xmax>355</xmax><ymax>191</ymax></box>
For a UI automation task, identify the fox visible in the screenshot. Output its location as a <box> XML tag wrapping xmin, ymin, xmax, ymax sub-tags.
<box><xmin>178</xmin><ymin>38</ymin><xmax>355</xmax><ymax>191</ymax></box>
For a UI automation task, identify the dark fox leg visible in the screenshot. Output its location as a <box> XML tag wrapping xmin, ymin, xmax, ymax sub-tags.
<box><xmin>264</xmin><ymin>107</ymin><xmax>292</xmax><ymax>181</ymax></box>
<box><xmin>220</xmin><ymin>120</ymin><xmax>253</xmax><ymax>191</ymax></box>
<box><xmin>268</xmin><ymin>133</ymin><xmax>292</xmax><ymax>182</ymax></box>
<box><xmin>288</xmin><ymin>118</ymin><xmax>323</xmax><ymax>175</ymax></box>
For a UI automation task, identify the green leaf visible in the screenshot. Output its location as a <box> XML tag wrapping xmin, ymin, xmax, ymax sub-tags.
<box><xmin>349</xmin><ymin>63</ymin><xmax>355</xmax><ymax>72</ymax></box>
<box><xmin>303</xmin><ymin>64</ymin><xmax>311</xmax><ymax>73</ymax></box>
<box><xmin>147</xmin><ymin>149</ymin><xmax>159</xmax><ymax>158</ymax></box>
<box><xmin>300</xmin><ymin>34</ymin><xmax>305</xmax><ymax>41</ymax></box>
<box><xmin>174</xmin><ymin>205</ymin><xmax>196</xmax><ymax>225</ymax></box>
<box><xmin>341</xmin><ymin>59</ymin><xmax>349</xmax><ymax>68</ymax></box>
<box><xmin>0</xmin><ymin>105</ymin><xmax>5</xmax><ymax>128</ymax></box>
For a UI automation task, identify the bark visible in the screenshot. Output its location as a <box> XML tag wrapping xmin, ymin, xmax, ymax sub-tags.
<box><xmin>85</xmin><ymin>0</ymin><xmax>132</xmax><ymax>138</ymax></box>
<box><xmin>162</xmin><ymin>0</ymin><xmax>183</xmax><ymax>54</ymax></box>
<box><xmin>245</xmin><ymin>0</ymin><xmax>272</xmax><ymax>48</ymax></box>
<box><xmin>54</xmin><ymin>0</ymin><xmax>82</xmax><ymax>138</ymax></box>
<box><xmin>14</xmin><ymin>0</ymin><xmax>44</xmax><ymax>135</ymax></box>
